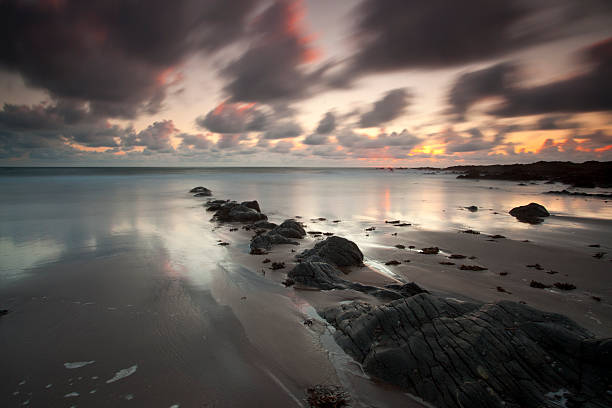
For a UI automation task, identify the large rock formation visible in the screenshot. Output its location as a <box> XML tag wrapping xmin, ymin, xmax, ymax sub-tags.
<box><xmin>296</xmin><ymin>236</ymin><xmax>364</xmax><ymax>267</ymax></box>
<box><xmin>249</xmin><ymin>219</ymin><xmax>306</xmax><ymax>253</ymax></box>
<box><xmin>509</xmin><ymin>203</ymin><xmax>550</xmax><ymax>224</ymax></box>
<box><xmin>321</xmin><ymin>293</ymin><xmax>611</xmax><ymax>408</ymax></box>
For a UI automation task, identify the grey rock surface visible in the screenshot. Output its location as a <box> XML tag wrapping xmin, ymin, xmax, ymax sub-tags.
<box><xmin>321</xmin><ymin>293</ymin><xmax>611</xmax><ymax>408</ymax></box>
<box><xmin>249</xmin><ymin>219</ymin><xmax>306</xmax><ymax>252</ymax></box>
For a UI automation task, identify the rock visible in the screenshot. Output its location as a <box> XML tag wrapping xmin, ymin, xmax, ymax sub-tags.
<box><xmin>190</xmin><ymin>186</ymin><xmax>212</xmax><ymax>195</ymax></box>
<box><xmin>420</xmin><ymin>247</ymin><xmax>439</xmax><ymax>255</ymax></box>
<box><xmin>460</xmin><ymin>264</ymin><xmax>487</xmax><ymax>271</ymax></box>
<box><xmin>461</xmin><ymin>229</ymin><xmax>480</xmax><ymax>234</ymax></box>
<box><xmin>593</xmin><ymin>252</ymin><xmax>605</xmax><ymax>259</ymax></box>
<box><xmin>262</xmin><ymin>258</ymin><xmax>271</xmax><ymax>264</ymax></box>
<box><xmin>365</xmin><ymin>226</ymin><xmax>375</xmax><ymax>231</ymax></box>
<box><xmin>394</xmin><ymin>244</ymin><xmax>406</xmax><ymax>249</ymax></box>
<box><xmin>490</xmin><ymin>234</ymin><xmax>506</xmax><ymax>239</ymax></box>
<box><xmin>207</xmin><ymin>200</ymin><xmax>268</xmax><ymax>223</ymax></box>
<box><xmin>306</xmin><ymin>385</ymin><xmax>350</xmax><ymax>408</ymax></box>
<box><xmin>527</xmin><ymin>263</ymin><xmax>544</xmax><ymax>270</ymax></box>
<box><xmin>251</xmin><ymin>220</ymin><xmax>277</xmax><ymax>230</ymax></box>
<box><xmin>385</xmin><ymin>220</ymin><xmax>401</xmax><ymax>224</ymax></box>
<box><xmin>271</xmin><ymin>262</ymin><xmax>285</xmax><ymax>270</ymax></box>
<box><xmin>466</xmin><ymin>205</ymin><xmax>478</xmax><ymax>212</ymax></box>
<box><xmin>274</xmin><ymin>219</ymin><xmax>306</xmax><ymax>239</ymax></box>
<box><xmin>240</xmin><ymin>200</ymin><xmax>261</xmax><ymax>212</ymax></box>
<box><xmin>449</xmin><ymin>254</ymin><xmax>466</xmax><ymax>259</ymax></box>
<box><xmin>297</xmin><ymin>236</ymin><xmax>364</xmax><ymax>267</ymax></box>
<box><xmin>554</xmin><ymin>282</ymin><xmax>576</xmax><ymax>290</ymax></box>
<box><xmin>250</xmin><ymin>233</ymin><xmax>298</xmax><ymax>252</ymax></box>
<box><xmin>321</xmin><ymin>293</ymin><xmax>611</xmax><ymax>408</ymax></box>
<box><xmin>530</xmin><ymin>280</ymin><xmax>550</xmax><ymax>289</ymax></box>
<box><xmin>509</xmin><ymin>202</ymin><xmax>550</xmax><ymax>224</ymax></box>
<box><xmin>249</xmin><ymin>219</ymin><xmax>306</xmax><ymax>252</ymax></box>
<box><xmin>288</xmin><ymin>262</ymin><xmax>346</xmax><ymax>290</ymax></box>
<box><xmin>394</xmin><ymin>223</ymin><xmax>411</xmax><ymax>227</ymax></box>
<box><xmin>439</xmin><ymin>261</ymin><xmax>455</xmax><ymax>265</ymax></box>
<box><xmin>385</xmin><ymin>260</ymin><xmax>401</xmax><ymax>266</ymax></box>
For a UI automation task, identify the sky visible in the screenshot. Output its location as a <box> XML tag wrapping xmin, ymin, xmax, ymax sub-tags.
<box><xmin>1</xmin><ymin>0</ymin><xmax>612</xmax><ymax>167</ymax></box>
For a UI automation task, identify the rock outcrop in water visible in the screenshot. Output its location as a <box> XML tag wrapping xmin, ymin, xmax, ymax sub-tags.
<box><xmin>321</xmin><ymin>293</ymin><xmax>612</xmax><ymax>408</ymax></box>
<box><xmin>249</xmin><ymin>219</ymin><xmax>306</xmax><ymax>253</ymax></box>
<box><xmin>509</xmin><ymin>203</ymin><xmax>550</xmax><ymax>224</ymax></box>
<box><xmin>190</xmin><ymin>186</ymin><xmax>212</xmax><ymax>196</ymax></box>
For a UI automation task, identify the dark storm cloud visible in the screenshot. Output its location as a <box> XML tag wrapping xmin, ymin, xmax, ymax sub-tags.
<box><xmin>358</xmin><ymin>88</ymin><xmax>412</xmax><ymax>128</ymax></box>
<box><xmin>221</xmin><ymin>0</ymin><xmax>328</xmax><ymax>104</ymax></box>
<box><xmin>0</xmin><ymin>0</ymin><xmax>260</xmax><ymax>118</ymax></box>
<box><xmin>491</xmin><ymin>39</ymin><xmax>612</xmax><ymax>117</ymax></box>
<box><xmin>0</xmin><ymin>101</ymin><xmax>123</xmax><ymax>149</ymax></box>
<box><xmin>339</xmin><ymin>0</ymin><xmax>612</xmax><ymax>79</ymax></box>
<box><xmin>448</xmin><ymin>39</ymin><xmax>612</xmax><ymax>118</ymax></box>
<box><xmin>196</xmin><ymin>103</ymin><xmax>268</xmax><ymax>134</ymax></box>
<box><xmin>448</xmin><ymin>63</ymin><xmax>516</xmax><ymax>117</ymax></box>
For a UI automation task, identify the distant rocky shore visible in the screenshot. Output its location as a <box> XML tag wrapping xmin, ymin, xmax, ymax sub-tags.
<box><xmin>413</xmin><ymin>161</ymin><xmax>612</xmax><ymax>188</ymax></box>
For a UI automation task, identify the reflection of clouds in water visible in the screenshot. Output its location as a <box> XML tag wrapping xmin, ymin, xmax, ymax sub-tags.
<box><xmin>0</xmin><ymin>237</ymin><xmax>64</xmax><ymax>277</ymax></box>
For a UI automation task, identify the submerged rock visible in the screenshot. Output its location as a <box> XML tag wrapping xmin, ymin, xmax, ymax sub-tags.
<box><xmin>321</xmin><ymin>293</ymin><xmax>612</xmax><ymax>408</ymax></box>
<box><xmin>466</xmin><ymin>205</ymin><xmax>478</xmax><ymax>212</ymax></box>
<box><xmin>297</xmin><ymin>236</ymin><xmax>364</xmax><ymax>267</ymax></box>
<box><xmin>509</xmin><ymin>202</ymin><xmax>550</xmax><ymax>224</ymax></box>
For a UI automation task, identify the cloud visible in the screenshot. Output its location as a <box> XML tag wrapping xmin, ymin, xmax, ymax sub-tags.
<box><xmin>336</xmin><ymin>0</ymin><xmax>612</xmax><ymax>80</ymax></box>
<box><xmin>448</xmin><ymin>63</ymin><xmax>515</xmax><ymax>117</ymax></box>
<box><xmin>220</xmin><ymin>0</ymin><xmax>328</xmax><ymax>104</ymax></box>
<box><xmin>448</xmin><ymin>38</ymin><xmax>612</xmax><ymax>118</ymax></box>
<box><xmin>315</xmin><ymin>111</ymin><xmax>336</xmax><ymax>134</ymax></box>
<box><xmin>216</xmin><ymin>134</ymin><xmax>243</xmax><ymax>149</ymax></box>
<box><xmin>337</xmin><ymin>128</ymin><xmax>421</xmax><ymax>150</ymax></box>
<box><xmin>123</xmin><ymin>120</ymin><xmax>176</xmax><ymax>152</ymax></box>
<box><xmin>270</xmin><ymin>140</ymin><xmax>294</xmax><ymax>153</ymax></box>
<box><xmin>196</xmin><ymin>102</ymin><xmax>268</xmax><ymax>134</ymax></box>
<box><xmin>302</xmin><ymin>133</ymin><xmax>329</xmax><ymax>145</ymax></box>
<box><xmin>441</xmin><ymin>128</ymin><xmax>507</xmax><ymax>153</ymax></box>
<box><xmin>177</xmin><ymin>133</ymin><xmax>213</xmax><ymax>150</ymax></box>
<box><xmin>263</xmin><ymin>121</ymin><xmax>302</xmax><ymax>139</ymax></box>
<box><xmin>358</xmin><ymin>88</ymin><xmax>412</xmax><ymax>127</ymax></box>
<box><xmin>0</xmin><ymin>0</ymin><xmax>261</xmax><ymax>118</ymax></box>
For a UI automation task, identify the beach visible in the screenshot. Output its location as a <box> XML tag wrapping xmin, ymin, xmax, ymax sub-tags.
<box><xmin>1</xmin><ymin>167</ymin><xmax>611</xmax><ymax>407</ymax></box>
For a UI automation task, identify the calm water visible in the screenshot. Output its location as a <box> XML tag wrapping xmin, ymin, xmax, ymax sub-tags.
<box><xmin>1</xmin><ymin>167</ymin><xmax>611</xmax><ymax>279</ymax></box>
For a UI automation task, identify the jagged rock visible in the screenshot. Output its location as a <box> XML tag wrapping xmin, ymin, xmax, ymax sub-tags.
<box><xmin>509</xmin><ymin>203</ymin><xmax>550</xmax><ymax>224</ymax></box>
<box><xmin>190</xmin><ymin>186</ymin><xmax>212</xmax><ymax>195</ymax></box>
<box><xmin>321</xmin><ymin>293</ymin><xmax>612</xmax><ymax>408</ymax></box>
<box><xmin>297</xmin><ymin>236</ymin><xmax>364</xmax><ymax>267</ymax></box>
<box><xmin>241</xmin><ymin>200</ymin><xmax>261</xmax><ymax>212</ymax></box>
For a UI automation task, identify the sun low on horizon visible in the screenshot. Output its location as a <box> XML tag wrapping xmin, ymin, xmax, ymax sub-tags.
<box><xmin>1</xmin><ymin>0</ymin><xmax>611</xmax><ymax>167</ymax></box>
